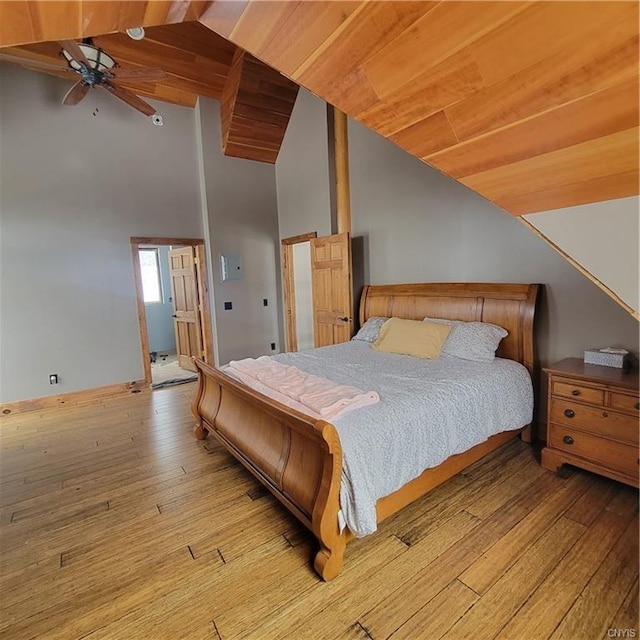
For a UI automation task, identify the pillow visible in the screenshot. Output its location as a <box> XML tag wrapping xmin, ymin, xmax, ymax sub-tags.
<box><xmin>423</xmin><ymin>317</ymin><xmax>508</xmax><ymax>362</ymax></box>
<box><xmin>351</xmin><ymin>316</ymin><xmax>389</xmax><ymax>343</ymax></box>
<box><xmin>372</xmin><ymin>318</ymin><xmax>452</xmax><ymax>359</ymax></box>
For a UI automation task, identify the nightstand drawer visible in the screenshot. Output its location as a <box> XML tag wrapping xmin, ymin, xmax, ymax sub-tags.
<box><xmin>549</xmin><ymin>425</ymin><xmax>639</xmax><ymax>477</ymax></box>
<box><xmin>550</xmin><ymin>401</ymin><xmax>638</xmax><ymax>445</ymax></box>
<box><xmin>552</xmin><ymin>381</ymin><xmax>604</xmax><ymax>405</ymax></box>
<box><xmin>610</xmin><ymin>392</ymin><xmax>640</xmax><ymax>415</ymax></box>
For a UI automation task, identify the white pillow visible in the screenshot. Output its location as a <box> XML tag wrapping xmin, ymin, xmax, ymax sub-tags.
<box><xmin>423</xmin><ymin>317</ymin><xmax>508</xmax><ymax>362</ymax></box>
<box><xmin>351</xmin><ymin>317</ymin><xmax>389</xmax><ymax>343</ymax></box>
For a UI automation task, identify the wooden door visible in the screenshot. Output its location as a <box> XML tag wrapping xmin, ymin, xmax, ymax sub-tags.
<box><xmin>169</xmin><ymin>246</ymin><xmax>203</xmax><ymax>372</ymax></box>
<box><xmin>310</xmin><ymin>232</ymin><xmax>353</xmax><ymax>347</ymax></box>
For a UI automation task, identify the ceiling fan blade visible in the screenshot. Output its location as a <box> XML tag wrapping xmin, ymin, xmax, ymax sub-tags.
<box><xmin>109</xmin><ymin>67</ymin><xmax>166</xmax><ymax>83</ymax></box>
<box><xmin>62</xmin><ymin>80</ymin><xmax>90</xmax><ymax>106</ymax></box>
<box><xmin>103</xmin><ymin>83</ymin><xmax>156</xmax><ymax>117</ymax></box>
<box><xmin>0</xmin><ymin>52</ymin><xmax>72</xmax><ymax>73</ymax></box>
<box><xmin>59</xmin><ymin>40</ymin><xmax>91</xmax><ymax>68</ymax></box>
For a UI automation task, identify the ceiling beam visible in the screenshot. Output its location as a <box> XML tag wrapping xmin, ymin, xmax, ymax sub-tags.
<box><xmin>220</xmin><ymin>49</ymin><xmax>299</xmax><ymax>164</ymax></box>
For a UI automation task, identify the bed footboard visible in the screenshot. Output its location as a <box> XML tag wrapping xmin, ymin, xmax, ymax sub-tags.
<box><xmin>191</xmin><ymin>359</ymin><xmax>346</xmax><ymax>580</ymax></box>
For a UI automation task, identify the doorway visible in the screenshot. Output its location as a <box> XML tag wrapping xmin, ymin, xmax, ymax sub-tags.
<box><xmin>131</xmin><ymin>237</ymin><xmax>214</xmax><ymax>389</ymax></box>
<box><xmin>282</xmin><ymin>232</ymin><xmax>317</xmax><ymax>352</ymax></box>
<box><xmin>281</xmin><ymin>231</ymin><xmax>353</xmax><ymax>351</ymax></box>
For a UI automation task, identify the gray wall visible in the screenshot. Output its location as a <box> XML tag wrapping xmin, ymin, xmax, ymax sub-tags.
<box><xmin>276</xmin><ymin>89</ymin><xmax>332</xmax><ymax>239</ymax></box>
<box><xmin>0</xmin><ymin>64</ymin><xmax>203</xmax><ymax>403</ymax></box>
<box><xmin>347</xmin><ymin>117</ymin><xmax>639</xmax><ymax>367</ymax></box>
<box><xmin>196</xmin><ymin>98</ymin><xmax>282</xmax><ymax>365</ymax></box>
<box><xmin>275</xmin><ymin>92</ymin><xmax>639</xmax><ymax>428</ymax></box>
<box><xmin>144</xmin><ymin>246</ymin><xmax>176</xmax><ymax>353</ymax></box>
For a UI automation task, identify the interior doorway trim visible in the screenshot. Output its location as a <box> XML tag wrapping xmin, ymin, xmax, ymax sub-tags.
<box><xmin>281</xmin><ymin>232</ymin><xmax>317</xmax><ymax>352</ymax></box>
<box><xmin>130</xmin><ymin>236</ymin><xmax>215</xmax><ymax>387</ymax></box>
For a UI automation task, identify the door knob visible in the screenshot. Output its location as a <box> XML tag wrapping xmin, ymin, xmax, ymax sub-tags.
<box><xmin>172</xmin><ymin>314</ymin><xmax>178</xmax><ymax>318</ymax></box>
<box><xmin>338</xmin><ymin>316</ymin><xmax>349</xmax><ymax>322</ymax></box>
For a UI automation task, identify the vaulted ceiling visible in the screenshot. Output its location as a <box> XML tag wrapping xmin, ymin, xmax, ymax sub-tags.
<box><xmin>1</xmin><ymin>0</ymin><xmax>638</xmax><ymax>218</ymax></box>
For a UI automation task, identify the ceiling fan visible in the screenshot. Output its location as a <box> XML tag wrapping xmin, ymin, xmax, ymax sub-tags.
<box><xmin>0</xmin><ymin>39</ymin><xmax>166</xmax><ymax>117</ymax></box>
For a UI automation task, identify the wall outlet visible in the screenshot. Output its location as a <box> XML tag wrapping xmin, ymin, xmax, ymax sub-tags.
<box><xmin>270</xmin><ymin>343</ymin><xmax>276</xmax><ymax>351</ymax></box>
<box><xmin>49</xmin><ymin>374</ymin><xmax>59</xmax><ymax>385</ymax></box>
<box><xmin>224</xmin><ymin>301</ymin><xmax>232</xmax><ymax>310</ymax></box>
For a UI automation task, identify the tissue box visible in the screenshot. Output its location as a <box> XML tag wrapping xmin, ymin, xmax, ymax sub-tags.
<box><xmin>584</xmin><ymin>348</ymin><xmax>629</xmax><ymax>369</ymax></box>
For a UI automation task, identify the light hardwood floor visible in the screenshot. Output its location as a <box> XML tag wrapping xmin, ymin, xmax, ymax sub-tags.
<box><xmin>0</xmin><ymin>384</ymin><xmax>637</xmax><ymax>640</ymax></box>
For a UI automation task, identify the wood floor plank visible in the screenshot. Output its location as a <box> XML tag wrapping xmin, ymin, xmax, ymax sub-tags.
<box><xmin>495</xmin><ymin>508</ymin><xmax>636</xmax><ymax>640</ymax></box>
<box><xmin>1</xmin><ymin>385</ymin><xmax>636</xmax><ymax>640</ymax></box>
<box><xmin>605</xmin><ymin>579</ymin><xmax>639</xmax><ymax>640</ymax></box>
<box><xmin>605</xmin><ymin>484</ymin><xmax>640</xmax><ymax>519</ymax></box>
<box><xmin>440</xmin><ymin>516</ymin><xmax>586</xmax><ymax>640</ymax></box>
<box><xmin>565</xmin><ymin>475</ymin><xmax>621</xmax><ymax>526</ymax></box>
<box><xmin>388</xmin><ymin>579</ymin><xmax>479</xmax><ymax>640</ymax></box>
<box><xmin>264</xmin><ymin>510</ymin><xmax>482</xmax><ymax>640</ymax></box>
<box><xmin>215</xmin><ymin>533</ymin><xmax>407</xmax><ymax>640</ymax></box>
<box><xmin>550</xmin><ymin>514</ymin><xmax>639</xmax><ymax>640</ymax></box>
<box><xmin>2</xmin><ymin>546</ymin><xmax>207</xmax><ymax>640</ymax></box>
<box><xmin>78</xmin><ymin>538</ymin><xmax>316</xmax><ymax>640</ymax></box>
<box><xmin>332</xmin><ymin>622</ymin><xmax>373</xmax><ymax>640</ymax></box>
<box><xmin>460</xmin><ymin>469</ymin><xmax>598</xmax><ymax>594</ymax></box>
<box><xmin>463</xmin><ymin>453</ymin><xmax>546</xmax><ymax>519</ymax></box>
<box><xmin>360</xmin><ymin>472</ymin><xmax>591</xmax><ymax>639</ymax></box>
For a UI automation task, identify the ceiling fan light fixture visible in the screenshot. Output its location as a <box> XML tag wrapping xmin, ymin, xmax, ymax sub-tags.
<box><xmin>62</xmin><ymin>43</ymin><xmax>115</xmax><ymax>73</ymax></box>
<box><xmin>126</xmin><ymin>27</ymin><xmax>146</xmax><ymax>41</ymax></box>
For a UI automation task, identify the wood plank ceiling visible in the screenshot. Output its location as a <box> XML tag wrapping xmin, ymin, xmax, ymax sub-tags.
<box><xmin>0</xmin><ymin>22</ymin><xmax>236</xmax><ymax>108</ymax></box>
<box><xmin>0</xmin><ymin>2</ymin><xmax>299</xmax><ymax>163</ymax></box>
<box><xmin>199</xmin><ymin>0</ymin><xmax>639</xmax><ymax>216</ymax></box>
<box><xmin>0</xmin><ymin>1</ymin><xmax>638</xmax><ymax>214</ymax></box>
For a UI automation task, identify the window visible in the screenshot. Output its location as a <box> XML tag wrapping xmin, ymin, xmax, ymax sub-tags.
<box><xmin>139</xmin><ymin>249</ymin><xmax>163</xmax><ymax>303</ymax></box>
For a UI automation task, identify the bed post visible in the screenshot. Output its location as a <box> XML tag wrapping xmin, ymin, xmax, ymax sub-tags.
<box><xmin>312</xmin><ymin>421</ymin><xmax>347</xmax><ymax>581</ymax></box>
<box><xmin>520</xmin><ymin>284</ymin><xmax>540</xmax><ymax>445</ymax></box>
<box><xmin>192</xmin><ymin>361</ymin><xmax>208</xmax><ymax>440</ymax></box>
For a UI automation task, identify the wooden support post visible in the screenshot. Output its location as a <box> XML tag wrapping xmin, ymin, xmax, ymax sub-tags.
<box><xmin>333</xmin><ymin>108</ymin><xmax>351</xmax><ymax>234</ymax></box>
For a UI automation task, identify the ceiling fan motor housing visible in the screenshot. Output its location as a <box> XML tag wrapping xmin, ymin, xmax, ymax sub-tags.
<box><xmin>61</xmin><ymin>43</ymin><xmax>116</xmax><ymax>86</ymax></box>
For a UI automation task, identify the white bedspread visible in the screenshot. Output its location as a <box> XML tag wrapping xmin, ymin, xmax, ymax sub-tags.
<box><xmin>271</xmin><ymin>342</ymin><xmax>533</xmax><ymax>538</ymax></box>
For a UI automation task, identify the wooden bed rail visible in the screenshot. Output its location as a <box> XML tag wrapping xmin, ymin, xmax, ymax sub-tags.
<box><xmin>191</xmin><ymin>359</ymin><xmax>347</xmax><ymax>580</ymax></box>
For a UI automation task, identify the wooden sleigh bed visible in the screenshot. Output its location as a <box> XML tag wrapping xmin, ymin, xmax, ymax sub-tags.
<box><xmin>192</xmin><ymin>282</ymin><xmax>540</xmax><ymax>580</ymax></box>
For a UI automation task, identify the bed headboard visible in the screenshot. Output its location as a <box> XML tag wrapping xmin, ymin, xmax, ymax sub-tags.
<box><xmin>359</xmin><ymin>283</ymin><xmax>541</xmax><ymax>375</ymax></box>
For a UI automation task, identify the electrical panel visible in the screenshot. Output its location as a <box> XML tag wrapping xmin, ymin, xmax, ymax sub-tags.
<box><xmin>220</xmin><ymin>254</ymin><xmax>242</xmax><ymax>281</ymax></box>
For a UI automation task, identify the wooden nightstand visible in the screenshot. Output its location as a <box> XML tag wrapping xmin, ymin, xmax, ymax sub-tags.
<box><xmin>541</xmin><ymin>358</ymin><xmax>639</xmax><ymax>488</ymax></box>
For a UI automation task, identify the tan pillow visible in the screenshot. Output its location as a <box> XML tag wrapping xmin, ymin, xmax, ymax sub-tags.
<box><xmin>372</xmin><ymin>318</ymin><xmax>452</xmax><ymax>359</ymax></box>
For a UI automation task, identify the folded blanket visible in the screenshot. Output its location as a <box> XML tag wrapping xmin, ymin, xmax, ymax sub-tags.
<box><xmin>228</xmin><ymin>356</ymin><xmax>380</xmax><ymax>420</ymax></box>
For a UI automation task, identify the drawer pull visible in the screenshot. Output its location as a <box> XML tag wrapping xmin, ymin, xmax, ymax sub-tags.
<box><xmin>602</xmin><ymin>412</ymin><xmax>608</xmax><ymax>418</ymax></box>
<box><xmin>563</xmin><ymin>435</ymin><xmax>574</xmax><ymax>445</ymax></box>
<box><xmin>571</xmin><ymin>389</ymin><xmax>580</xmax><ymax>396</ymax></box>
<box><xmin>635</xmin><ymin>402</ymin><xmax>640</xmax><ymax>410</ymax></box>
<box><xmin>564</xmin><ymin>409</ymin><xmax>575</xmax><ymax>418</ymax></box>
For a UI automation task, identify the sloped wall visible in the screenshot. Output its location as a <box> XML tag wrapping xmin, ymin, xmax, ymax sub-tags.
<box><xmin>523</xmin><ymin>198</ymin><xmax>639</xmax><ymax>317</ymax></box>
